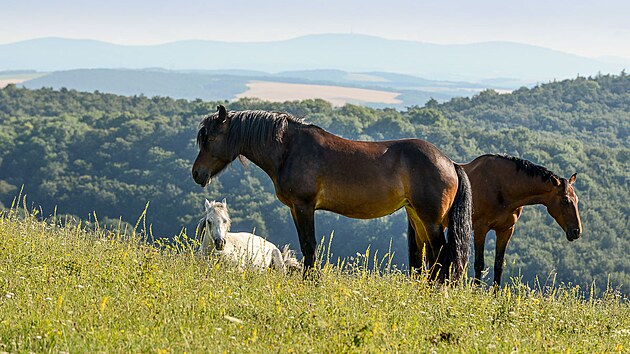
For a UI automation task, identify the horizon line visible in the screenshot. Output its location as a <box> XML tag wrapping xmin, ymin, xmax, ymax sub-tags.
<box><xmin>2</xmin><ymin>33</ymin><xmax>627</xmax><ymax>61</ymax></box>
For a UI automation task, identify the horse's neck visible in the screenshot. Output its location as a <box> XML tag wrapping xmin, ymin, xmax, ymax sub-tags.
<box><xmin>237</xmin><ymin>125</ymin><xmax>325</xmax><ymax>182</ymax></box>
<box><xmin>238</xmin><ymin>140</ymin><xmax>285</xmax><ymax>181</ymax></box>
<box><xmin>504</xmin><ymin>171</ymin><xmax>554</xmax><ymax>209</ymax></box>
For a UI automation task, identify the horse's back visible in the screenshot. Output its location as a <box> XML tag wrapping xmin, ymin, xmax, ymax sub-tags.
<box><xmin>287</xmin><ymin>131</ymin><xmax>459</xmax><ymax>218</ymax></box>
<box><xmin>226</xmin><ymin>232</ymin><xmax>280</xmax><ymax>267</ymax></box>
<box><xmin>300</xmin><ymin>128</ymin><xmax>452</xmax><ymax>167</ymax></box>
<box><xmin>227</xmin><ymin>232</ymin><xmax>278</xmax><ymax>249</ymax></box>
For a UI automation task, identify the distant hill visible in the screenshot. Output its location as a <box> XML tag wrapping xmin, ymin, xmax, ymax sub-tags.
<box><xmin>21</xmin><ymin>68</ymin><xmax>496</xmax><ymax>108</ymax></box>
<box><xmin>22</xmin><ymin>69</ymin><xmax>249</xmax><ymax>102</ymax></box>
<box><xmin>1</xmin><ymin>34</ymin><xmax>628</xmax><ymax>82</ymax></box>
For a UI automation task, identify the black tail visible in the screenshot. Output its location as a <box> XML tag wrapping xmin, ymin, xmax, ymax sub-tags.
<box><xmin>445</xmin><ymin>163</ymin><xmax>473</xmax><ymax>281</ymax></box>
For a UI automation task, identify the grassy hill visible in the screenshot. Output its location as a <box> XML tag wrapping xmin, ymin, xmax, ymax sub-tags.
<box><xmin>1</xmin><ymin>206</ymin><xmax>628</xmax><ymax>352</ymax></box>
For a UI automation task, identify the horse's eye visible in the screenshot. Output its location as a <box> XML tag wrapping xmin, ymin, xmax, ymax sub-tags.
<box><xmin>562</xmin><ymin>198</ymin><xmax>570</xmax><ymax>205</ymax></box>
<box><xmin>206</xmin><ymin>128</ymin><xmax>218</xmax><ymax>141</ymax></box>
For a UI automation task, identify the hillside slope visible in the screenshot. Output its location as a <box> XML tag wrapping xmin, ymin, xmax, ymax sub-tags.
<box><xmin>0</xmin><ymin>209</ymin><xmax>628</xmax><ymax>352</ymax></box>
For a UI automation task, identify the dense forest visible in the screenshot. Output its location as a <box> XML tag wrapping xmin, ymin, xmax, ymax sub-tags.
<box><xmin>0</xmin><ymin>73</ymin><xmax>628</xmax><ymax>291</ymax></box>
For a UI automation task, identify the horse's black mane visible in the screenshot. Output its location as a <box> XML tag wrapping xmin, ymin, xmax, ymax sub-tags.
<box><xmin>483</xmin><ymin>154</ymin><xmax>559</xmax><ymax>182</ymax></box>
<box><xmin>197</xmin><ymin>110</ymin><xmax>307</xmax><ymax>154</ymax></box>
<box><xmin>227</xmin><ymin>110</ymin><xmax>306</xmax><ymax>151</ymax></box>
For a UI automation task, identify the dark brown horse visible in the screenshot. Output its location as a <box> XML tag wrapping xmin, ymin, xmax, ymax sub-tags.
<box><xmin>461</xmin><ymin>154</ymin><xmax>582</xmax><ymax>286</ymax></box>
<box><xmin>192</xmin><ymin>106</ymin><xmax>473</xmax><ymax>281</ymax></box>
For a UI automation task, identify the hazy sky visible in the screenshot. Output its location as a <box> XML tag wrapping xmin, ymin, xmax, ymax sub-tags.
<box><xmin>1</xmin><ymin>0</ymin><xmax>629</xmax><ymax>59</ymax></box>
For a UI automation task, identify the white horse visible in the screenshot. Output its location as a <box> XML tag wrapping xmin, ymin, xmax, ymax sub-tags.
<box><xmin>198</xmin><ymin>199</ymin><xmax>300</xmax><ymax>273</ymax></box>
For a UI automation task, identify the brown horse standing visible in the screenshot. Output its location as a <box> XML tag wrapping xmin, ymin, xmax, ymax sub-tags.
<box><xmin>461</xmin><ymin>154</ymin><xmax>582</xmax><ymax>286</ymax></box>
<box><xmin>192</xmin><ymin>106</ymin><xmax>473</xmax><ymax>281</ymax></box>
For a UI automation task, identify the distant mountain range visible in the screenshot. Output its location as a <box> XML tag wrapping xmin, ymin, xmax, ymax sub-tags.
<box><xmin>1</xmin><ymin>34</ymin><xmax>628</xmax><ymax>82</ymax></box>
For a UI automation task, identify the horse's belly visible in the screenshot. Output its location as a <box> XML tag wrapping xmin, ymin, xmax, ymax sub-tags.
<box><xmin>324</xmin><ymin>205</ymin><xmax>404</xmax><ymax>219</ymax></box>
<box><xmin>315</xmin><ymin>185</ymin><xmax>406</xmax><ymax>219</ymax></box>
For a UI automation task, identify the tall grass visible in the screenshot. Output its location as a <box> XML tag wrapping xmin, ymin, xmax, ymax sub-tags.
<box><xmin>0</xmin><ymin>201</ymin><xmax>628</xmax><ymax>352</ymax></box>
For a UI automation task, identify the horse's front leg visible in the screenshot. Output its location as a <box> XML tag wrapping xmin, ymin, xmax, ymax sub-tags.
<box><xmin>290</xmin><ymin>203</ymin><xmax>316</xmax><ymax>278</ymax></box>
<box><xmin>494</xmin><ymin>226</ymin><xmax>515</xmax><ymax>287</ymax></box>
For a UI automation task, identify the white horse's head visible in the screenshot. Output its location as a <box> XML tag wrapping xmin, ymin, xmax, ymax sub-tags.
<box><xmin>200</xmin><ymin>198</ymin><xmax>231</xmax><ymax>252</ymax></box>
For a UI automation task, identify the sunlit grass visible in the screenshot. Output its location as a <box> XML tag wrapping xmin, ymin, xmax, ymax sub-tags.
<box><xmin>0</xmin><ymin>201</ymin><xmax>628</xmax><ymax>352</ymax></box>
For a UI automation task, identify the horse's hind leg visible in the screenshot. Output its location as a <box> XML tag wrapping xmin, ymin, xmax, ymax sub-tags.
<box><xmin>407</xmin><ymin>204</ymin><xmax>449</xmax><ymax>282</ymax></box>
<box><xmin>425</xmin><ymin>224</ymin><xmax>447</xmax><ymax>282</ymax></box>
<box><xmin>406</xmin><ymin>208</ymin><xmax>429</xmax><ymax>277</ymax></box>
<box><xmin>407</xmin><ymin>219</ymin><xmax>423</xmax><ymax>275</ymax></box>
<box><xmin>406</xmin><ymin>207</ymin><xmax>445</xmax><ymax>280</ymax></box>
<box><xmin>271</xmin><ymin>248</ymin><xmax>286</xmax><ymax>274</ymax></box>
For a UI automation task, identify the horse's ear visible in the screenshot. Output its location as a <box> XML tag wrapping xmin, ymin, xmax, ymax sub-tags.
<box><xmin>217</xmin><ymin>105</ymin><xmax>227</xmax><ymax>123</ymax></box>
<box><xmin>221</xmin><ymin>198</ymin><xmax>227</xmax><ymax>209</ymax></box>
<box><xmin>568</xmin><ymin>173</ymin><xmax>577</xmax><ymax>184</ymax></box>
<box><xmin>204</xmin><ymin>199</ymin><xmax>212</xmax><ymax>210</ymax></box>
<box><xmin>550</xmin><ymin>175</ymin><xmax>561</xmax><ymax>186</ymax></box>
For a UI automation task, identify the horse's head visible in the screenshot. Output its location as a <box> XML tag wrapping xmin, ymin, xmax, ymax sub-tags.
<box><xmin>546</xmin><ymin>173</ymin><xmax>582</xmax><ymax>241</ymax></box>
<box><xmin>192</xmin><ymin>105</ymin><xmax>234</xmax><ymax>187</ymax></box>
<box><xmin>201</xmin><ymin>198</ymin><xmax>231</xmax><ymax>252</ymax></box>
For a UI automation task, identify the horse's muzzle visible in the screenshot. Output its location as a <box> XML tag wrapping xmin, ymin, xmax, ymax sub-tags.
<box><xmin>566</xmin><ymin>228</ymin><xmax>581</xmax><ymax>241</ymax></box>
<box><xmin>192</xmin><ymin>169</ymin><xmax>211</xmax><ymax>187</ymax></box>
<box><xmin>214</xmin><ymin>238</ymin><xmax>226</xmax><ymax>251</ymax></box>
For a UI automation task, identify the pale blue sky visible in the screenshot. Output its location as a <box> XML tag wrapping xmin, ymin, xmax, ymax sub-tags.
<box><xmin>1</xmin><ymin>0</ymin><xmax>629</xmax><ymax>58</ymax></box>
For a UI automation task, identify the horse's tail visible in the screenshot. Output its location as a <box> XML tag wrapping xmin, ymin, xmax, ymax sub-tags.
<box><xmin>280</xmin><ymin>244</ymin><xmax>302</xmax><ymax>273</ymax></box>
<box><xmin>445</xmin><ymin>163</ymin><xmax>473</xmax><ymax>281</ymax></box>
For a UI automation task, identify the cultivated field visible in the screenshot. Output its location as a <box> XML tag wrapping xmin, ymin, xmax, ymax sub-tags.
<box><xmin>1</xmin><ymin>204</ymin><xmax>629</xmax><ymax>352</ymax></box>
<box><xmin>236</xmin><ymin>80</ymin><xmax>402</xmax><ymax>107</ymax></box>
<box><xmin>0</xmin><ymin>73</ymin><xmax>46</xmax><ymax>88</ymax></box>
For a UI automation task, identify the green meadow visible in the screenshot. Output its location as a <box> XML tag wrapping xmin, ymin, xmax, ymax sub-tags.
<box><xmin>1</xmin><ymin>202</ymin><xmax>628</xmax><ymax>353</ymax></box>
